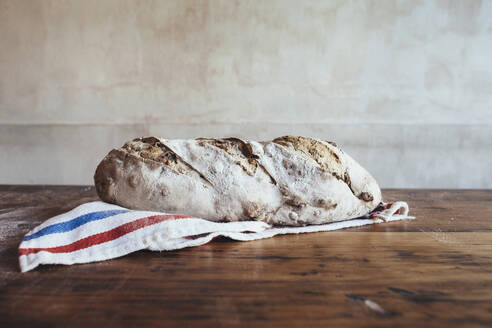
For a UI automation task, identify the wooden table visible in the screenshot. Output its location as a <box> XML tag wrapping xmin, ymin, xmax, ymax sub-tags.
<box><xmin>0</xmin><ymin>186</ymin><xmax>491</xmax><ymax>327</ymax></box>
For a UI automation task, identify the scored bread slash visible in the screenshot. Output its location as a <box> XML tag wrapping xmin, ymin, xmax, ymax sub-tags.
<box><xmin>94</xmin><ymin>136</ymin><xmax>382</xmax><ymax>226</ymax></box>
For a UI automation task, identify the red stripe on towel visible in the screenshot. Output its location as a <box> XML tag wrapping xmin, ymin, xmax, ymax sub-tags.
<box><xmin>19</xmin><ymin>214</ymin><xmax>189</xmax><ymax>256</ymax></box>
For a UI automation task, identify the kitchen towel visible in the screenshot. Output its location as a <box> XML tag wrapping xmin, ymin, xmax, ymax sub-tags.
<box><xmin>19</xmin><ymin>201</ymin><xmax>413</xmax><ymax>272</ymax></box>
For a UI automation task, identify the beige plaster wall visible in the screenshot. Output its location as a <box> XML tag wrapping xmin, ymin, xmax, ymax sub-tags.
<box><xmin>1</xmin><ymin>0</ymin><xmax>491</xmax><ymax>187</ymax></box>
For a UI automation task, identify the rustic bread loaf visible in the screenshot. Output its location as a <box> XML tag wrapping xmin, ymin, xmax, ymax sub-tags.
<box><xmin>94</xmin><ymin>136</ymin><xmax>382</xmax><ymax>226</ymax></box>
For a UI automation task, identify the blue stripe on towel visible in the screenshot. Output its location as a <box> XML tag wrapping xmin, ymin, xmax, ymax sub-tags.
<box><xmin>23</xmin><ymin>209</ymin><xmax>129</xmax><ymax>241</ymax></box>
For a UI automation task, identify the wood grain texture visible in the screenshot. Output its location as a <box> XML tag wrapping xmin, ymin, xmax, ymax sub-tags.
<box><xmin>0</xmin><ymin>186</ymin><xmax>491</xmax><ymax>327</ymax></box>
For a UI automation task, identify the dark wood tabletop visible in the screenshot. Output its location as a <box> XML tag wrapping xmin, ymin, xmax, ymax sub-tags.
<box><xmin>0</xmin><ymin>185</ymin><xmax>491</xmax><ymax>327</ymax></box>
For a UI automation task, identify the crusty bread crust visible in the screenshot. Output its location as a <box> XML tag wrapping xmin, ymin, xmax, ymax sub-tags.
<box><xmin>94</xmin><ymin>136</ymin><xmax>382</xmax><ymax>226</ymax></box>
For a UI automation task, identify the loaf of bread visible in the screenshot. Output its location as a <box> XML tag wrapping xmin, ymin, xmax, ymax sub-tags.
<box><xmin>94</xmin><ymin>136</ymin><xmax>382</xmax><ymax>226</ymax></box>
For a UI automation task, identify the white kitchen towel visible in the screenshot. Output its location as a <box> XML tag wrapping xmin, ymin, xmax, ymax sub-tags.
<box><xmin>19</xmin><ymin>201</ymin><xmax>413</xmax><ymax>272</ymax></box>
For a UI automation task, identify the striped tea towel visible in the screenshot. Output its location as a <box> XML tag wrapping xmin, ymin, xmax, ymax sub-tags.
<box><xmin>18</xmin><ymin>201</ymin><xmax>413</xmax><ymax>272</ymax></box>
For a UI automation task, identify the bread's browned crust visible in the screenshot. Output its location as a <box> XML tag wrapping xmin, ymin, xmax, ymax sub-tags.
<box><xmin>272</xmin><ymin>136</ymin><xmax>373</xmax><ymax>202</ymax></box>
<box><xmin>196</xmin><ymin>138</ymin><xmax>259</xmax><ymax>176</ymax></box>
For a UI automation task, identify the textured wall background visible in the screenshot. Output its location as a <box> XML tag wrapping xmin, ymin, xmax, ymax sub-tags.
<box><xmin>1</xmin><ymin>0</ymin><xmax>491</xmax><ymax>187</ymax></box>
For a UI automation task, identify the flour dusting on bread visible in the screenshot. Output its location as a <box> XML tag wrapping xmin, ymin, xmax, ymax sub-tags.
<box><xmin>94</xmin><ymin>136</ymin><xmax>382</xmax><ymax>226</ymax></box>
